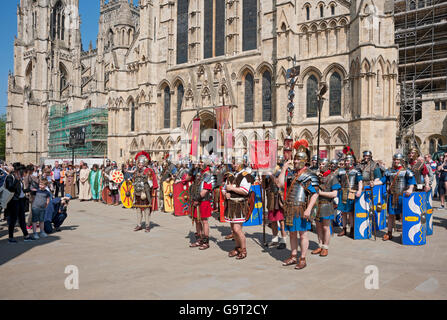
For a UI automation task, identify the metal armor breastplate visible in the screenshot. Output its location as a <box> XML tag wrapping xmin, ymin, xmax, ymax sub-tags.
<box><xmin>409</xmin><ymin>161</ymin><xmax>424</xmax><ymax>185</ymax></box>
<box><xmin>391</xmin><ymin>170</ymin><xmax>408</xmax><ymax>194</ymax></box>
<box><xmin>199</xmin><ymin>173</ymin><xmax>213</xmax><ymax>202</ymax></box>
<box><xmin>134</xmin><ymin>175</ymin><xmax>146</xmax><ymax>193</ymax></box>
<box><xmin>339</xmin><ymin>169</ymin><xmax>358</xmax><ymax>190</ymax></box>
<box><xmin>286</xmin><ymin>170</ymin><xmax>318</xmax><ymax>205</ymax></box>
<box><xmin>361</xmin><ymin>161</ymin><xmax>375</xmax><ymax>183</ymax></box>
<box><xmin>190</xmin><ymin>177</ymin><xmax>202</xmax><ymax>202</ymax></box>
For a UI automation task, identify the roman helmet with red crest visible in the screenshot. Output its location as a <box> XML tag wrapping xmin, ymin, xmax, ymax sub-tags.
<box><xmin>293</xmin><ymin>139</ymin><xmax>311</xmax><ymax>169</ymax></box>
<box><xmin>135</xmin><ymin>151</ymin><xmax>151</xmax><ymax>166</ymax></box>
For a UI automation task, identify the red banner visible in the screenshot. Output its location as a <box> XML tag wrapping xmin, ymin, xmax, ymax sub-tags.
<box><xmin>224</xmin><ymin>130</ymin><xmax>233</xmax><ymax>163</ymax></box>
<box><xmin>190</xmin><ymin>118</ymin><xmax>200</xmax><ymax>158</ymax></box>
<box><xmin>216</xmin><ymin>106</ymin><xmax>231</xmax><ymax>131</ymax></box>
<box><xmin>249</xmin><ymin>140</ymin><xmax>277</xmax><ymax>170</ymax></box>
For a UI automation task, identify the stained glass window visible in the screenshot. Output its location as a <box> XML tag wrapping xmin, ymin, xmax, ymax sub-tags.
<box><xmin>164</xmin><ymin>86</ymin><xmax>171</xmax><ymax>128</ymax></box>
<box><xmin>262</xmin><ymin>71</ymin><xmax>272</xmax><ymax>121</ymax></box>
<box><xmin>177</xmin><ymin>84</ymin><xmax>184</xmax><ymax>128</ymax></box>
<box><xmin>307</xmin><ymin>75</ymin><xmax>318</xmax><ymax>118</ymax></box>
<box><xmin>245</xmin><ymin>73</ymin><xmax>254</xmax><ymax>122</ymax></box>
<box><xmin>243</xmin><ymin>0</ymin><xmax>257</xmax><ymax>51</ymax></box>
<box><xmin>330</xmin><ymin>72</ymin><xmax>342</xmax><ymax>116</ymax></box>
<box><xmin>177</xmin><ymin>0</ymin><xmax>189</xmax><ymax>64</ymax></box>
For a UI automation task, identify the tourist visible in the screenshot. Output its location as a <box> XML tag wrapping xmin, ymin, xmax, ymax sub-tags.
<box><xmin>52</xmin><ymin>161</ymin><xmax>62</xmax><ymax>198</ymax></box>
<box><xmin>89</xmin><ymin>164</ymin><xmax>102</xmax><ymax>202</ymax></box>
<box><xmin>65</xmin><ymin>163</ymin><xmax>77</xmax><ymax>199</ymax></box>
<box><xmin>438</xmin><ymin>154</ymin><xmax>447</xmax><ymax>209</ymax></box>
<box><xmin>44</xmin><ymin>195</ymin><xmax>71</xmax><ymax>233</ymax></box>
<box><xmin>5</xmin><ymin>163</ymin><xmax>35</xmax><ymax>243</ymax></box>
<box><xmin>79</xmin><ymin>163</ymin><xmax>91</xmax><ymax>201</ymax></box>
<box><xmin>31</xmin><ymin>179</ymin><xmax>52</xmax><ymax>239</ymax></box>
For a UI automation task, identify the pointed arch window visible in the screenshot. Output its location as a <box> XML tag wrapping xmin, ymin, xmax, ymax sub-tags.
<box><xmin>164</xmin><ymin>86</ymin><xmax>171</xmax><ymax>129</ymax></box>
<box><xmin>130</xmin><ymin>101</ymin><xmax>135</xmax><ymax>132</ymax></box>
<box><xmin>243</xmin><ymin>0</ymin><xmax>257</xmax><ymax>51</ymax></box>
<box><xmin>204</xmin><ymin>0</ymin><xmax>225</xmax><ymax>59</ymax></box>
<box><xmin>177</xmin><ymin>0</ymin><xmax>189</xmax><ymax>64</ymax></box>
<box><xmin>177</xmin><ymin>84</ymin><xmax>184</xmax><ymax>128</ymax></box>
<box><xmin>245</xmin><ymin>73</ymin><xmax>254</xmax><ymax>122</ymax></box>
<box><xmin>50</xmin><ymin>1</ymin><xmax>65</xmax><ymax>41</ymax></box>
<box><xmin>329</xmin><ymin>72</ymin><xmax>342</xmax><ymax>116</ymax></box>
<box><xmin>262</xmin><ymin>70</ymin><xmax>272</xmax><ymax>122</ymax></box>
<box><xmin>306</xmin><ymin>75</ymin><xmax>318</xmax><ymax>118</ymax></box>
<box><xmin>60</xmin><ymin>64</ymin><xmax>68</xmax><ymax>97</ymax></box>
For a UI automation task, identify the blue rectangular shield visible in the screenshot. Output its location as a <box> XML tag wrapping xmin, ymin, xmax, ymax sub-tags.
<box><xmin>374</xmin><ymin>185</ymin><xmax>387</xmax><ymax>230</ymax></box>
<box><xmin>333</xmin><ymin>209</ymin><xmax>343</xmax><ymax>227</ymax></box>
<box><xmin>426</xmin><ymin>191</ymin><xmax>433</xmax><ymax>236</ymax></box>
<box><xmin>243</xmin><ymin>184</ymin><xmax>263</xmax><ymax>227</ymax></box>
<box><xmin>354</xmin><ymin>191</ymin><xmax>372</xmax><ymax>240</ymax></box>
<box><xmin>402</xmin><ymin>192</ymin><xmax>427</xmax><ymax>246</ymax></box>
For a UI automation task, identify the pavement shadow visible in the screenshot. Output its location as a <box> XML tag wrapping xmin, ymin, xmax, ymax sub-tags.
<box><xmin>433</xmin><ymin>215</ymin><xmax>447</xmax><ymax>229</ymax></box>
<box><xmin>0</xmin><ymin>234</ymin><xmax>61</xmax><ymax>266</ymax></box>
<box><xmin>210</xmin><ymin>224</ymin><xmax>232</xmax><ymax>238</ymax></box>
<box><xmin>58</xmin><ymin>225</ymin><xmax>79</xmax><ymax>232</ymax></box>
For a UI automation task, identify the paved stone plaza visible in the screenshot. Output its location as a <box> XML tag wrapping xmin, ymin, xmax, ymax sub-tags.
<box><xmin>1</xmin><ymin>200</ymin><xmax>446</xmax><ymax>300</ymax></box>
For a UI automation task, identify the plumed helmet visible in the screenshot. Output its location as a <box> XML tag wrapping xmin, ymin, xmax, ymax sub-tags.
<box><xmin>311</xmin><ymin>155</ymin><xmax>318</xmax><ymax>161</ymax></box>
<box><xmin>293</xmin><ymin>139</ymin><xmax>310</xmax><ymax>169</ymax></box>
<box><xmin>135</xmin><ymin>151</ymin><xmax>151</xmax><ymax>166</ymax></box>
<box><xmin>363</xmin><ymin>150</ymin><xmax>372</xmax><ymax>157</ymax></box>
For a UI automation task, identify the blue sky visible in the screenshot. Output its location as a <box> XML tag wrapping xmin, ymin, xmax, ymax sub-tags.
<box><xmin>0</xmin><ymin>0</ymin><xmax>138</xmax><ymax>115</ymax></box>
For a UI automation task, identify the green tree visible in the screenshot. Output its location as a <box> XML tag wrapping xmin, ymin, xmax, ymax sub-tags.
<box><xmin>0</xmin><ymin>114</ymin><xmax>6</xmax><ymax>161</ymax></box>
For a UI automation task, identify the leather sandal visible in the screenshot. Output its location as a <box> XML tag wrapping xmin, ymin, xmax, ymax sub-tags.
<box><xmin>145</xmin><ymin>226</ymin><xmax>151</xmax><ymax>233</ymax></box>
<box><xmin>383</xmin><ymin>232</ymin><xmax>393</xmax><ymax>241</ymax></box>
<box><xmin>236</xmin><ymin>248</ymin><xmax>247</xmax><ymax>260</ymax></box>
<box><xmin>134</xmin><ymin>225</ymin><xmax>143</xmax><ymax>231</ymax></box>
<box><xmin>337</xmin><ymin>228</ymin><xmax>346</xmax><ymax>237</ymax></box>
<box><xmin>190</xmin><ymin>239</ymin><xmax>202</xmax><ymax>248</ymax></box>
<box><xmin>199</xmin><ymin>238</ymin><xmax>210</xmax><ymax>250</ymax></box>
<box><xmin>311</xmin><ymin>247</ymin><xmax>322</xmax><ymax>255</ymax></box>
<box><xmin>320</xmin><ymin>248</ymin><xmax>328</xmax><ymax>257</ymax></box>
<box><xmin>282</xmin><ymin>255</ymin><xmax>298</xmax><ymax>266</ymax></box>
<box><xmin>228</xmin><ymin>247</ymin><xmax>240</xmax><ymax>257</ymax></box>
<box><xmin>295</xmin><ymin>257</ymin><xmax>307</xmax><ymax>270</ymax></box>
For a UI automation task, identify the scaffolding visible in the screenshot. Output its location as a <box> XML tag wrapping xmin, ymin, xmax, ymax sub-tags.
<box><xmin>48</xmin><ymin>105</ymin><xmax>108</xmax><ymax>159</ymax></box>
<box><xmin>394</xmin><ymin>0</ymin><xmax>447</xmax><ymax>154</ymax></box>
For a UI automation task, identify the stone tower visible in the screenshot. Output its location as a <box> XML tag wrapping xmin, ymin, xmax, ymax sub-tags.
<box><xmin>7</xmin><ymin>0</ymin><xmax>82</xmax><ymax>163</ymax></box>
<box><xmin>348</xmin><ymin>0</ymin><xmax>399</xmax><ymax>161</ymax></box>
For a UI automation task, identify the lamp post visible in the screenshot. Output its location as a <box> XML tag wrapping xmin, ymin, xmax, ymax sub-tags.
<box><xmin>316</xmin><ymin>83</ymin><xmax>328</xmax><ymax>167</ymax></box>
<box><xmin>31</xmin><ymin>130</ymin><xmax>38</xmax><ymax>164</ymax></box>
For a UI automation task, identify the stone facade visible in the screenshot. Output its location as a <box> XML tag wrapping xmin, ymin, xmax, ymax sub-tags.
<box><xmin>8</xmin><ymin>0</ymin><xmax>402</xmax><ymax>165</ymax></box>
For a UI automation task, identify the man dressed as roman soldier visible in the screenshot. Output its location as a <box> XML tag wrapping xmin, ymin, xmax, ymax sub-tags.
<box><xmin>222</xmin><ymin>158</ymin><xmax>255</xmax><ymax>260</ymax></box>
<box><xmin>407</xmin><ymin>148</ymin><xmax>432</xmax><ymax>193</ymax></box>
<box><xmin>378</xmin><ymin>153</ymin><xmax>416</xmax><ymax>241</ymax></box>
<box><xmin>312</xmin><ymin>158</ymin><xmax>341</xmax><ymax>257</ymax></box>
<box><xmin>309</xmin><ymin>155</ymin><xmax>319</xmax><ymax>173</ymax></box>
<box><xmin>188</xmin><ymin>157</ymin><xmax>215</xmax><ymax>250</ymax></box>
<box><xmin>133</xmin><ymin>151</ymin><xmax>159</xmax><ymax>233</ymax></box>
<box><xmin>337</xmin><ymin>147</ymin><xmax>363</xmax><ymax>238</ymax></box>
<box><xmin>359</xmin><ymin>151</ymin><xmax>383</xmax><ymax>190</ymax></box>
<box><xmin>265</xmin><ymin>158</ymin><xmax>287</xmax><ymax>249</ymax></box>
<box><xmin>278</xmin><ymin>140</ymin><xmax>319</xmax><ymax>270</ymax></box>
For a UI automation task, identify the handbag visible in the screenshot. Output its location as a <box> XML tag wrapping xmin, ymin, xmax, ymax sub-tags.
<box><xmin>0</xmin><ymin>186</ymin><xmax>14</xmax><ymax>209</ymax></box>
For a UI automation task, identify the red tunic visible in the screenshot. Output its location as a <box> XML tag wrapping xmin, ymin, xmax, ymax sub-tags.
<box><xmin>193</xmin><ymin>168</ymin><xmax>213</xmax><ymax>219</ymax></box>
